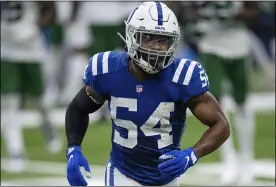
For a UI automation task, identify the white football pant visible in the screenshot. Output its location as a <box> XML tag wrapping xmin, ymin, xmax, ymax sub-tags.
<box><xmin>105</xmin><ymin>161</ymin><xmax>180</xmax><ymax>186</ymax></box>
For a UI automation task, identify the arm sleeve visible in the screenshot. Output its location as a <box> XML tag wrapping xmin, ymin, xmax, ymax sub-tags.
<box><xmin>65</xmin><ymin>86</ymin><xmax>103</xmax><ymax>147</ymax></box>
<box><xmin>181</xmin><ymin>62</ymin><xmax>210</xmax><ymax>103</ymax></box>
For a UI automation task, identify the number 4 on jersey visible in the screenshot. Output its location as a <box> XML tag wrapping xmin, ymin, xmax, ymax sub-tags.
<box><xmin>110</xmin><ymin>96</ymin><xmax>174</xmax><ymax>149</ymax></box>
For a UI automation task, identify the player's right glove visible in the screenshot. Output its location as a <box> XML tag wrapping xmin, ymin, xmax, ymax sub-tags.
<box><xmin>66</xmin><ymin>146</ymin><xmax>91</xmax><ymax>186</ymax></box>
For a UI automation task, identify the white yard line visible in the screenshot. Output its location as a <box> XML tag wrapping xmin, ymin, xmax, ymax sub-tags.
<box><xmin>1</xmin><ymin>159</ymin><xmax>275</xmax><ymax>186</ymax></box>
<box><xmin>1</xmin><ymin>177</ymin><xmax>104</xmax><ymax>186</ymax></box>
<box><xmin>19</xmin><ymin>92</ymin><xmax>275</xmax><ymax>128</ymax></box>
<box><xmin>2</xmin><ymin>158</ymin><xmax>275</xmax><ymax>178</ymax></box>
<box><xmin>0</xmin><ymin>182</ymin><xmax>19</xmax><ymax>186</ymax></box>
<box><xmin>2</xmin><ymin>159</ymin><xmax>275</xmax><ymax>177</ymax></box>
<box><xmin>2</xmin><ymin>176</ymin><xmax>275</xmax><ymax>186</ymax></box>
<box><xmin>1</xmin><ymin>159</ymin><xmax>105</xmax><ymax>176</ymax></box>
<box><xmin>190</xmin><ymin>159</ymin><xmax>275</xmax><ymax>178</ymax></box>
<box><xmin>180</xmin><ymin>174</ymin><xmax>275</xmax><ymax>186</ymax></box>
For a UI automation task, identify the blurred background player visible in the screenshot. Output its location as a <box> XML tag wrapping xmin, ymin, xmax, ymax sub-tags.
<box><xmin>248</xmin><ymin>2</ymin><xmax>275</xmax><ymax>83</ymax></box>
<box><xmin>1</xmin><ymin>1</ymin><xmax>62</xmax><ymax>173</ymax></box>
<box><xmin>53</xmin><ymin>1</ymin><xmax>106</xmax><ymax>121</ymax></box>
<box><xmin>55</xmin><ymin>1</ymin><xmax>91</xmax><ymax>106</ymax></box>
<box><xmin>177</xmin><ymin>2</ymin><xmax>259</xmax><ymax>185</ymax></box>
<box><xmin>167</xmin><ymin>1</ymin><xmax>272</xmax><ymax>185</ymax></box>
<box><xmin>53</xmin><ymin>2</ymin><xmax>140</xmax><ymax>121</ymax></box>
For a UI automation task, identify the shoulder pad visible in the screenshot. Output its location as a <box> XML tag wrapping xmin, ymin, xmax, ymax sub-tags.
<box><xmin>171</xmin><ymin>58</ymin><xmax>210</xmax><ymax>102</ymax></box>
<box><xmin>171</xmin><ymin>58</ymin><xmax>201</xmax><ymax>86</ymax></box>
<box><xmin>89</xmin><ymin>51</ymin><xmax>125</xmax><ymax>76</ymax></box>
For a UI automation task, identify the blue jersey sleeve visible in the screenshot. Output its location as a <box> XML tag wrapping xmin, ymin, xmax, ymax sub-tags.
<box><xmin>82</xmin><ymin>54</ymin><xmax>105</xmax><ymax>97</ymax></box>
<box><xmin>82</xmin><ymin>51</ymin><xmax>123</xmax><ymax>98</ymax></box>
<box><xmin>180</xmin><ymin>61</ymin><xmax>210</xmax><ymax>103</ymax></box>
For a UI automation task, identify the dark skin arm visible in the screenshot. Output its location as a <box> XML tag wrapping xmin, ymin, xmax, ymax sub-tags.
<box><xmin>70</xmin><ymin>1</ymin><xmax>80</xmax><ymax>22</ymax></box>
<box><xmin>187</xmin><ymin>91</ymin><xmax>230</xmax><ymax>158</ymax></box>
<box><xmin>236</xmin><ymin>1</ymin><xmax>260</xmax><ymax>23</ymax></box>
<box><xmin>37</xmin><ymin>1</ymin><xmax>56</xmax><ymax>30</ymax></box>
<box><xmin>68</xmin><ymin>2</ymin><xmax>89</xmax><ymax>54</ymax></box>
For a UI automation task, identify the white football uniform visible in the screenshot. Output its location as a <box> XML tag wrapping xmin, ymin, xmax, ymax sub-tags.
<box><xmin>105</xmin><ymin>161</ymin><xmax>180</xmax><ymax>186</ymax></box>
<box><xmin>55</xmin><ymin>2</ymin><xmax>91</xmax><ymax>48</ymax></box>
<box><xmin>1</xmin><ymin>2</ymin><xmax>47</xmax><ymax>62</ymax></box>
<box><xmin>197</xmin><ymin>2</ymin><xmax>251</xmax><ymax>59</ymax></box>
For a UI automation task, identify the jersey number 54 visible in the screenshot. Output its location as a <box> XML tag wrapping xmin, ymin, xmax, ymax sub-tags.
<box><xmin>110</xmin><ymin>96</ymin><xmax>174</xmax><ymax>149</ymax></box>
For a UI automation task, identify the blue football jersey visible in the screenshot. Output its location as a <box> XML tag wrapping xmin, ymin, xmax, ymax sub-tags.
<box><xmin>83</xmin><ymin>51</ymin><xmax>209</xmax><ymax>185</ymax></box>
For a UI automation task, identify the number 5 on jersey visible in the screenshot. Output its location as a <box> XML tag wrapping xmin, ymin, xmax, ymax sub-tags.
<box><xmin>198</xmin><ymin>63</ymin><xmax>209</xmax><ymax>88</ymax></box>
<box><xmin>110</xmin><ymin>96</ymin><xmax>174</xmax><ymax>149</ymax></box>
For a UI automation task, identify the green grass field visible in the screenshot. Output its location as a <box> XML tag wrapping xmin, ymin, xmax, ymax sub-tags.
<box><xmin>1</xmin><ymin>111</ymin><xmax>275</xmax><ymax>185</ymax></box>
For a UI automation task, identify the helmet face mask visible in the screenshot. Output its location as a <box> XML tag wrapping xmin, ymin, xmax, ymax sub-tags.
<box><xmin>138</xmin><ymin>32</ymin><xmax>176</xmax><ymax>71</ymax></box>
<box><xmin>121</xmin><ymin>2</ymin><xmax>181</xmax><ymax>74</ymax></box>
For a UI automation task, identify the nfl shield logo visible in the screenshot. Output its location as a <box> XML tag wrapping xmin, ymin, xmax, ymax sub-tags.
<box><xmin>136</xmin><ymin>85</ymin><xmax>143</xmax><ymax>93</ymax></box>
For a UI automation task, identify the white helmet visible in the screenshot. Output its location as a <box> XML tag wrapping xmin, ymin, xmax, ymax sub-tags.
<box><xmin>118</xmin><ymin>1</ymin><xmax>181</xmax><ymax>74</ymax></box>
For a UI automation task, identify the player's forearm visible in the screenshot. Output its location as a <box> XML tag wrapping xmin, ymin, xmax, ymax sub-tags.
<box><xmin>234</xmin><ymin>2</ymin><xmax>259</xmax><ymax>23</ymax></box>
<box><xmin>71</xmin><ymin>2</ymin><xmax>80</xmax><ymax>22</ymax></box>
<box><xmin>65</xmin><ymin>86</ymin><xmax>103</xmax><ymax>147</ymax></box>
<box><xmin>37</xmin><ymin>2</ymin><xmax>56</xmax><ymax>29</ymax></box>
<box><xmin>192</xmin><ymin>119</ymin><xmax>230</xmax><ymax>159</ymax></box>
<box><xmin>65</xmin><ymin>96</ymin><xmax>89</xmax><ymax>147</ymax></box>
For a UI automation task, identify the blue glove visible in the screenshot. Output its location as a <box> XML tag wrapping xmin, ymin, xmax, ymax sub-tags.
<box><xmin>158</xmin><ymin>147</ymin><xmax>198</xmax><ymax>178</ymax></box>
<box><xmin>66</xmin><ymin>146</ymin><xmax>91</xmax><ymax>186</ymax></box>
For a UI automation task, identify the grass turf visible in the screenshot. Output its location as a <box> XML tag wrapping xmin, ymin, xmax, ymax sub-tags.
<box><xmin>1</xmin><ymin>112</ymin><xmax>275</xmax><ymax>180</ymax></box>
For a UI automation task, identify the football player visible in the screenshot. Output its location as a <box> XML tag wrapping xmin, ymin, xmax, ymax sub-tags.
<box><xmin>1</xmin><ymin>2</ymin><xmax>62</xmax><ymax>172</ymax></box>
<box><xmin>56</xmin><ymin>1</ymin><xmax>92</xmax><ymax>105</ymax></box>
<box><xmin>184</xmin><ymin>2</ymin><xmax>259</xmax><ymax>185</ymax></box>
<box><xmin>65</xmin><ymin>2</ymin><xmax>230</xmax><ymax>186</ymax></box>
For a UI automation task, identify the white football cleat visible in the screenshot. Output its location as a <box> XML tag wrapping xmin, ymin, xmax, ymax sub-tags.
<box><xmin>238</xmin><ymin>160</ymin><xmax>254</xmax><ymax>185</ymax></box>
<box><xmin>220</xmin><ymin>161</ymin><xmax>239</xmax><ymax>185</ymax></box>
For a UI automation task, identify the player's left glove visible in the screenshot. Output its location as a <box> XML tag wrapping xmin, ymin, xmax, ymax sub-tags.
<box><xmin>158</xmin><ymin>147</ymin><xmax>198</xmax><ymax>178</ymax></box>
